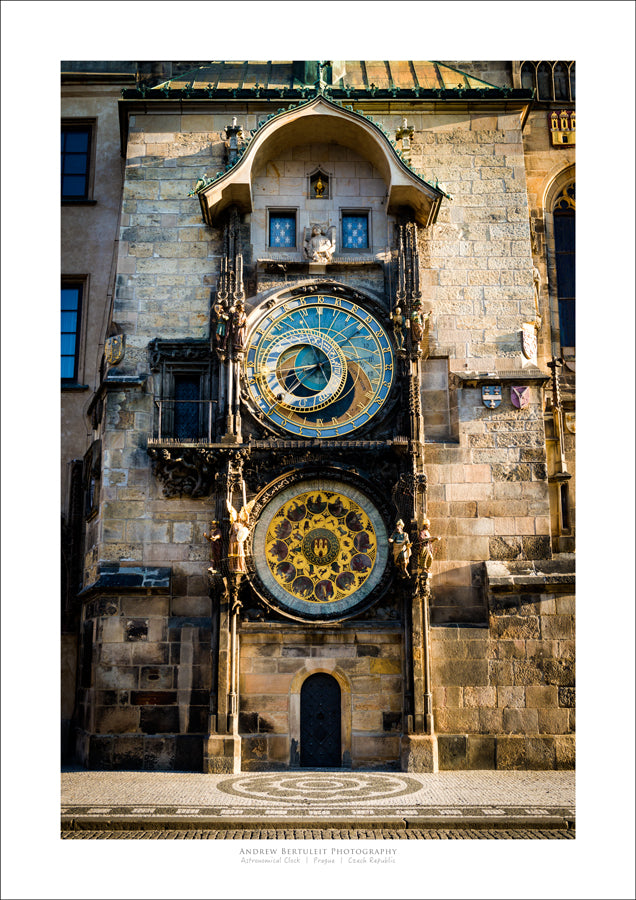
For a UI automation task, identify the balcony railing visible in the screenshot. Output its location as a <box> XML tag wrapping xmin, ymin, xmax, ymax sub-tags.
<box><xmin>153</xmin><ymin>399</ymin><xmax>217</xmax><ymax>443</ymax></box>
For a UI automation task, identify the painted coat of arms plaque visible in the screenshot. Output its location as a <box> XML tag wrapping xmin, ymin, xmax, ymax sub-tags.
<box><xmin>511</xmin><ymin>386</ymin><xmax>530</xmax><ymax>409</ymax></box>
<box><xmin>482</xmin><ymin>385</ymin><xmax>502</xmax><ymax>408</ymax></box>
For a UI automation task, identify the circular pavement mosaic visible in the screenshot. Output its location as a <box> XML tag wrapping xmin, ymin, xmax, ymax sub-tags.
<box><xmin>217</xmin><ymin>773</ymin><xmax>422</xmax><ymax>803</ymax></box>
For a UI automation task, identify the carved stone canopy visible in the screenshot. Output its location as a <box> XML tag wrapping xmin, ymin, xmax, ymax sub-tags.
<box><xmin>195</xmin><ymin>96</ymin><xmax>445</xmax><ymax>227</ymax></box>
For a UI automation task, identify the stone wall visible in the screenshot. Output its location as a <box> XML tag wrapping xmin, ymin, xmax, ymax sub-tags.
<box><xmin>426</xmin><ymin>383</ymin><xmax>551</xmax><ymax>624</ymax></box>
<box><xmin>239</xmin><ymin>626</ymin><xmax>403</xmax><ymax>770</ymax></box>
<box><xmin>430</xmin><ymin>561</ymin><xmax>574</xmax><ymax>770</ymax></box>
<box><xmin>75</xmin><ymin>591</ymin><xmax>212</xmax><ymax>771</ymax></box>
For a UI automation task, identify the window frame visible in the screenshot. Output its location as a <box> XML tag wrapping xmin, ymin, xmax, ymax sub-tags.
<box><xmin>267</xmin><ymin>208</ymin><xmax>298</xmax><ymax>250</ymax></box>
<box><xmin>340</xmin><ymin>209</ymin><xmax>371</xmax><ymax>253</ymax></box>
<box><xmin>61</xmin><ymin>278</ymin><xmax>86</xmax><ymax>384</ymax></box>
<box><xmin>61</xmin><ymin>118</ymin><xmax>97</xmax><ymax>203</ymax></box>
<box><xmin>149</xmin><ymin>342</ymin><xmax>215</xmax><ymax>442</ymax></box>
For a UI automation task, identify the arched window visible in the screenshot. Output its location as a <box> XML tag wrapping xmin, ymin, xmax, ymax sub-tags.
<box><xmin>521</xmin><ymin>62</ymin><xmax>535</xmax><ymax>93</ymax></box>
<box><xmin>519</xmin><ymin>61</ymin><xmax>575</xmax><ymax>101</ymax></box>
<box><xmin>554</xmin><ymin>62</ymin><xmax>569</xmax><ymax>100</ymax></box>
<box><xmin>537</xmin><ymin>62</ymin><xmax>552</xmax><ymax>100</ymax></box>
<box><xmin>553</xmin><ymin>184</ymin><xmax>575</xmax><ymax>347</ymax></box>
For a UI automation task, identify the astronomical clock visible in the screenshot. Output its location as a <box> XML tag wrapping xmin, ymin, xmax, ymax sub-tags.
<box><xmin>244</xmin><ymin>294</ymin><xmax>394</xmax><ymax>438</ymax></box>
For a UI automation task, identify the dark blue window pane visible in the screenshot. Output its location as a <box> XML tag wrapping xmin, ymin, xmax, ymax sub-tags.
<box><xmin>62</xmin><ymin>175</ymin><xmax>87</xmax><ymax>197</ymax></box>
<box><xmin>63</xmin><ymin>154</ymin><xmax>88</xmax><ymax>175</ymax></box>
<box><xmin>555</xmin><ymin>213</ymin><xmax>574</xmax><ymax>249</ymax></box>
<box><xmin>61</xmin><ymin>333</ymin><xmax>77</xmax><ymax>355</ymax></box>
<box><xmin>61</xmin><ymin>311</ymin><xmax>77</xmax><ymax>332</ymax></box>
<box><xmin>61</xmin><ymin>357</ymin><xmax>75</xmax><ymax>379</ymax></box>
<box><xmin>555</xmin><ymin>253</ymin><xmax>575</xmax><ymax>297</ymax></box>
<box><xmin>554</xmin><ymin>210</ymin><xmax>575</xmax><ymax>348</ymax></box>
<box><xmin>64</xmin><ymin>131</ymin><xmax>89</xmax><ymax>152</ymax></box>
<box><xmin>559</xmin><ymin>299</ymin><xmax>575</xmax><ymax>346</ymax></box>
<box><xmin>61</xmin><ymin>288</ymin><xmax>80</xmax><ymax>310</ymax></box>
<box><xmin>62</xmin><ymin>284</ymin><xmax>81</xmax><ymax>379</ymax></box>
<box><xmin>342</xmin><ymin>215</ymin><xmax>368</xmax><ymax>249</ymax></box>
<box><xmin>62</xmin><ymin>127</ymin><xmax>90</xmax><ymax>198</ymax></box>
<box><xmin>269</xmin><ymin>215</ymin><xmax>295</xmax><ymax>247</ymax></box>
<box><xmin>174</xmin><ymin>377</ymin><xmax>200</xmax><ymax>440</ymax></box>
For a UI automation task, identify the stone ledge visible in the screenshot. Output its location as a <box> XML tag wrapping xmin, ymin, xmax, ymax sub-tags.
<box><xmin>485</xmin><ymin>558</ymin><xmax>575</xmax><ymax>593</ymax></box>
<box><xmin>80</xmin><ymin>565</ymin><xmax>172</xmax><ymax>597</ymax></box>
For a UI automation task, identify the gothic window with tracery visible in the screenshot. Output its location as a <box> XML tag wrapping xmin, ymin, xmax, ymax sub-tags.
<box><xmin>520</xmin><ymin>61</ymin><xmax>575</xmax><ymax>101</ymax></box>
<box><xmin>553</xmin><ymin>184</ymin><xmax>575</xmax><ymax>347</ymax></box>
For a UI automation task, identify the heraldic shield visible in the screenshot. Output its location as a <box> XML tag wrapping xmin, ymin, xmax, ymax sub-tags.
<box><xmin>511</xmin><ymin>386</ymin><xmax>530</xmax><ymax>409</ymax></box>
<box><xmin>482</xmin><ymin>385</ymin><xmax>502</xmax><ymax>408</ymax></box>
<box><xmin>521</xmin><ymin>323</ymin><xmax>537</xmax><ymax>361</ymax></box>
<box><xmin>104</xmin><ymin>334</ymin><xmax>125</xmax><ymax>366</ymax></box>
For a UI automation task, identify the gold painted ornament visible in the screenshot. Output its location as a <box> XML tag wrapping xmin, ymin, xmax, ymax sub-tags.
<box><xmin>264</xmin><ymin>489</ymin><xmax>377</xmax><ymax>605</ymax></box>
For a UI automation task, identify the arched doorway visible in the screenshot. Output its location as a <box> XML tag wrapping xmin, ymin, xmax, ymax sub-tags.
<box><xmin>300</xmin><ymin>673</ymin><xmax>341</xmax><ymax>767</ymax></box>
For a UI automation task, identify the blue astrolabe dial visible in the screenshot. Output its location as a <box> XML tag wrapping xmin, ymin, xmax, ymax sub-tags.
<box><xmin>245</xmin><ymin>296</ymin><xmax>395</xmax><ymax>437</ymax></box>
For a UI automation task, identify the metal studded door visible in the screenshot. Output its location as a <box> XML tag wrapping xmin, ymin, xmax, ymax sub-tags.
<box><xmin>300</xmin><ymin>673</ymin><xmax>341</xmax><ymax>767</ymax></box>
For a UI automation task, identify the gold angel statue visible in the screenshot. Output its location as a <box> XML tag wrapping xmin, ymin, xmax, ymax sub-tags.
<box><xmin>226</xmin><ymin>498</ymin><xmax>256</xmax><ymax>573</ymax></box>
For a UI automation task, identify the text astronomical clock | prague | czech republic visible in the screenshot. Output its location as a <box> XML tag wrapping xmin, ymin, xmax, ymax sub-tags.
<box><xmin>66</xmin><ymin>61</ymin><xmax>576</xmax><ymax>774</ymax></box>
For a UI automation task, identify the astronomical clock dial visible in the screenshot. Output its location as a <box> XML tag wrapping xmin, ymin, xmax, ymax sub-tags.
<box><xmin>251</xmin><ymin>480</ymin><xmax>389</xmax><ymax>620</ymax></box>
<box><xmin>245</xmin><ymin>295</ymin><xmax>394</xmax><ymax>437</ymax></box>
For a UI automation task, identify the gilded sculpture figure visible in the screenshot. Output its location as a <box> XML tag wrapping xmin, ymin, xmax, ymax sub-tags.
<box><xmin>388</xmin><ymin>519</ymin><xmax>411</xmax><ymax>577</ymax></box>
<box><xmin>226</xmin><ymin>498</ymin><xmax>256</xmax><ymax>574</ymax></box>
<box><xmin>417</xmin><ymin>518</ymin><xmax>440</xmax><ymax>572</ymax></box>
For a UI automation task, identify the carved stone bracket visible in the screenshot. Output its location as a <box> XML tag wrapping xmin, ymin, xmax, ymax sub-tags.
<box><xmin>148</xmin><ymin>338</ymin><xmax>212</xmax><ymax>372</ymax></box>
<box><xmin>148</xmin><ymin>447</ymin><xmax>221</xmax><ymax>498</ymax></box>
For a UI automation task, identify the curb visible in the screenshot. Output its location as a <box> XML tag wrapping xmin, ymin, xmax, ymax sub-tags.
<box><xmin>61</xmin><ymin>814</ymin><xmax>574</xmax><ymax>832</ymax></box>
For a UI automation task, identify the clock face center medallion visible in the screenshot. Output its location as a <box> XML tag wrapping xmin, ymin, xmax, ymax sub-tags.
<box><xmin>302</xmin><ymin>528</ymin><xmax>340</xmax><ymax>566</ymax></box>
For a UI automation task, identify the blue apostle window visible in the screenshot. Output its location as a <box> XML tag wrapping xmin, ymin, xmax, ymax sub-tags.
<box><xmin>342</xmin><ymin>213</ymin><xmax>369</xmax><ymax>249</ymax></box>
<box><xmin>61</xmin><ymin>125</ymin><xmax>92</xmax><ymax>199</ymax></box>
<box><xmin>61</xmin><ymin>284</ymin><xmax>82</xmax><ymax>380</ymax></box>
<box><xmin>269</xmin><ymin>212</ymin><xmax>296</xmax><ymax>248</ymax></box>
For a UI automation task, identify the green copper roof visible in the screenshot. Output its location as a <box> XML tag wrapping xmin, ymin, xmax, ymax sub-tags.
<box><xmin>151</xmin><ymin>60</ymin><xmax>505</xmax><ymax>94</ymax></box>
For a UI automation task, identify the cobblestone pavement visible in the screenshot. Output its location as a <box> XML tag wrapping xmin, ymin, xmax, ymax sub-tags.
<box><xmin>61</xmin><ymin>826</ymin><xmax>574</xmax><ymax>839</ymax></box>
<box><xmin>62</xmin><ymin>769</ymin><xmax>575</xmax><ymax>830</ymax></box>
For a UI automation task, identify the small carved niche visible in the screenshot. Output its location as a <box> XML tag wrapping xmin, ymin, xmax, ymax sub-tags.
<box><xmin>309</xmin><ymin>169</ymin><xmax>330</xmax><ymax>199</ymax></box>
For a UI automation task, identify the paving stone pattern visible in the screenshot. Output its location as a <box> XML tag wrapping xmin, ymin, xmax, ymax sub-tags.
<box><xmin>62</xmin><ymin>769</ymin><xmax>575</xmax><ymax>825</ymax></box>
<box><xmin>62</xmin><ymin>827</ymin><xmax>574</xmax><ymax>839</ymax></box>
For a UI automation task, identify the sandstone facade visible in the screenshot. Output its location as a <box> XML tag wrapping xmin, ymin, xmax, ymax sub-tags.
<box><xmin>62</xmin><ymin>61</ymin><xmax>575</xmax><ymax>772</ymax></box>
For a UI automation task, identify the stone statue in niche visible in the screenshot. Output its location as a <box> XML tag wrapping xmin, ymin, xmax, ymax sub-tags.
<box><xmin>389</xmin><ymin>519</ymin><xmax>412</xmax><ymax>578</ymax></box>
<box><xmin>303</xmin><ymin>224</ymin><xmax>336</xmax><ymax>262</ymax></box>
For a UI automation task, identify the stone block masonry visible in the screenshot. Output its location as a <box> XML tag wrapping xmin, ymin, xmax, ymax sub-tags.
<box><xmin>429</xmin><ymin>559</ymin><xmax>574</xmax><ymax>770</ymax></box>
<box><xmin>239</xmin><ymin>628</ymin><xmax>404</xmax><ymax>771</ymax></box>
<box><xmin>74</xmin><ymin>589</ymin><xmax>213</xmax><ymax>771</ymax></box>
